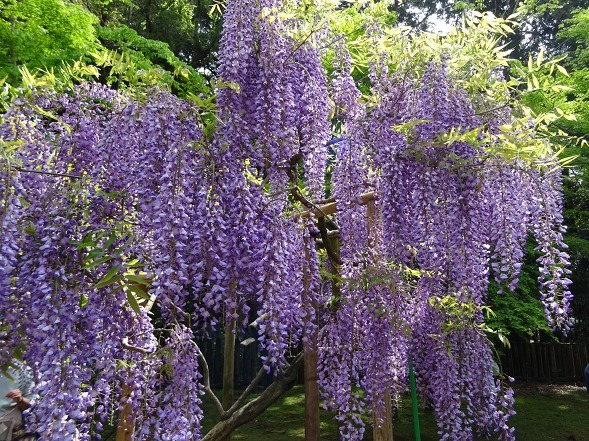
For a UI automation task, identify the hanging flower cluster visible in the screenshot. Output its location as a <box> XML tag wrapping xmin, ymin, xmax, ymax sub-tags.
<box><xmin>205</xmin><ymin>0</ymin><xmax>331</xmax><ymax>372</ymax></box>
<box><xmin>0</xmin><ymin>83</ymin><xmax>207</xmax><ymax>440</ymax></box>
<box><xmin>1</xmin><ymin>0</ymin><xmax>332</xmax><ymax>438</ymax></box>
<box><xmin>320</xmin><ymin>38</ymin><xmax>571</xmax><ymax>439</ymax></box>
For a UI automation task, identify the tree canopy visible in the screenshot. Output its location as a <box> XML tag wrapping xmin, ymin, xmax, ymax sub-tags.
<box><xmin>0</xmin><ymin>0</ymin><xmax>99</xmax><ymax>81</ymax></box>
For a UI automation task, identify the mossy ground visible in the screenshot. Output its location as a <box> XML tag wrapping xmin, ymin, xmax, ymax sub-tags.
<box><xmin>202</xmin><ymin>382</ymin><xmax>589</xmax><ymax>440</ymax></box>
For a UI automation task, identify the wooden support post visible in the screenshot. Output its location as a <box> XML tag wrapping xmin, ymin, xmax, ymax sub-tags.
<box><xmin>303</xmin><ymin>324</ymin><xmax>320</xmax><ymax>441</ymax></box>
<box><xmin>117</xmin><ymin>279</ymin><xmax>153</xmax><ymax>441</ymax></box>
<box><xmin>299</xmin><ymin>192</ymin><xmax>375</xmax><ymax>219</ymax></box>
<box><xmin>222</xmin><ymin>320</ymin><xmax>236</xmax><ymax>410</ymax></box>
<box><xmin>304</xmin><ymin>241</ymin><xmax>320</xmax><ymax>441</ymax></box>
<box><xmin>329</xmin><ymin>234</ymin><xmax>341</xmax><ymax>308</ymax></box>
<box><xmin>373</xmin><ymin>387</ymin><xmax>394</xmax><ymax>441</ymax></box>
<box><xmin>116</xmin><ymin>384</ymin><xmax>134</xmax><ymax>441</ymax></box>
<box><xmin>366</xmin><ymin>199</ymin><xmax>394</xmax><ymax>441</ymax></box>
<box><xmin>222</xmin><ymin>280</ymin><xmax>237</xmax><ymax>441</ymax></box>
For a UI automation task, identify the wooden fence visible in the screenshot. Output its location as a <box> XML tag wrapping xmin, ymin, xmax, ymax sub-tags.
<box><xmin>198</xmin><ymin>330</ymin><xmax>276</xmax><ymax>389</ymax></box>
<box><xmin>199</xmin><ymin>333</ymin><xmax>589</xmax><ymax>386</ymax></box>
<box><xmin>500</xmin><ymin>341</ymin><xmax>589</xmax><ymax>382</ymax></box>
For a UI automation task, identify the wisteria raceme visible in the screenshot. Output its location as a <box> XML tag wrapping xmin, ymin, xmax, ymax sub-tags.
<box><xmin>254</xmin><ymin>213</ymin><xmax>306</xmax><ymax>371</ymax></box>
<box><xmin>370</xmin><ymin>62</ymin><xmax>516</xmax><ymax>440</ymax></box>
<box><xmin>140</xmin><ymin>325</ymin><xmax>204</xmax><ymax>441</ymax></box>
<box><xmin>529</xmin><ymin>167</ymin><xmax>573</xmax><ymax>331</ymax></box>
<box><xmin>215</xmin><ymin>0</ymin><xmax>260</xmax><ymax>162</ymax></box>
<box><xmin>0</xmin><ymin>187</ymin><xmax>24</xmax><ymax>367</ymax></box>
<box><xmin>292</xmin><ymin>45</ymin><xmax>332</xmax><ymax>199</ymax></box>
<box><xmin>253</xmin><ymin>1</ymin><xmax>298</xmax><ymax>189</ymax></box>
<box><xmin>330</xmin><ymin>40</ymin><xmax>371</xmax><ymax>253</ymax></box>
<box><xmin>1</xmin><ymin>1</ymin><xmax>335</xmax><ymax>438</ymax></box>
<box><xmin>206</xmin><ymin>0</ymin><xmax>334</xmax><ymax>372</ymax></box>
<box><xmin>486</xmin><ymin>167</ymin><xmax>531</xmax><ymax>293</ymax></box>
<box><xmin>319</xmin><ymin>40</ymin><xmax>416</xmax><ymax>438</ymax></box>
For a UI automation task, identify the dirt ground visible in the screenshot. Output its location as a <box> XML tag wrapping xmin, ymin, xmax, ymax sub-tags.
<box><xmin>511</xmin><ymin>380</ymin><xmax>587</xmax><ymax>395</ymax></box>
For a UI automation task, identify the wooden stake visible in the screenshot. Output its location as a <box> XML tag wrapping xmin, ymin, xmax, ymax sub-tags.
<box><xmin>299</xmin><ymin>192</ymin><xmax>375</xmax><ymax>219</ymax></box>
<box><xmin>221</xmin><ymin>280</ymin><xmax>237</xmax><ymax>441</ymax></box>
<box><xmin>366</xmin><ymin>199</ymin><xmax>394</xmax><ymax>441</ymax></box>
<box><xmin>303</xmin><ymin>242</ymin><xmax>320</xmax><ymax>441</ymax></box>
<box><xmin>373</xmin><ymin>387</ymin><xmax>394</xmax><ymax>441</ymax></box>
<box><xmin>116</xmin><ymin>384</ymin><xmax>134</xmax><ymax>441</ymax></box>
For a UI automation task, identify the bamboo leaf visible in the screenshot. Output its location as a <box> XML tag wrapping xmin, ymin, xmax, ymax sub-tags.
<box><xmin>536</xmin><ymin>49</ymin><xmax>544</xmax><ymax>68</ymax></box>
<box><xmin>103</xmin><ymin>232</ymin><xmax>117</xmax><ymax>249</ymax></box>
<box><xmin>85</xmin><ymin>255</ymin><xmax>113</xmax><ymax>269</ymax></box>
<box><xmin>125</xmin><ymin>274</ymin><xmax>150</xmax><ymax>285</ymax></box>
<box><xmin>556</xmin><ymin>64</ymin><xmax>569</xmax><ymax>77</ymax></box>
<box><xmin>94</xmin><ymin>276</ymin><xmax>123</xmax><ymax>289</ymax></box>
<box><xmin>126</xmin><ymin>283</ymin><xmax>150</xmax><ymax>301</ymax></box>
<box><xmin>96</xmin><ymin>265</ymin><xmax>120</xmax><ymax>286</ymax></box>
<box><xmin>126</xmin><ymin>290</ymin><xmax>141</xmax><ymax>314</ymax></box>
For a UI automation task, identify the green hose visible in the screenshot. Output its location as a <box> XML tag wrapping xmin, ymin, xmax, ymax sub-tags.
<box><xmin>409</xmin><ymin>356</ymin><xmax>421</xmax><ymax>441</ymax></box>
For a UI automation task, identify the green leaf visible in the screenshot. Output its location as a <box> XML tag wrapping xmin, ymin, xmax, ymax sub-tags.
<box><xmin>536</xmin><ymin>49</ymin><xmax>544</xmax><ymax>68</ymax></box>
<box><xmin>125</xmin><ymin>259</ymin><xmax>142</xmax><ymax>268</ymax></box>
<box><xmin>498</xmin><ymin>332</ymin><xmax>511</xmax><ymax>349</ymax></box>
<box><xmin>556</xmin><ymin>64</ymin><xmax>569</xmax><ymax>77</ymax></box>
<box><xmin>95</xmin><ymin>265</ymin><xmax>121</xmax><ymax>288</ymax></box>
<box><xmin>126</xmin><ymin>290</ymin><xmax>141</xmax><ymax>314</ymax></box>
<box><xmin>103</xmin><ymin>232</ymin><xmax>118</xmax><ymax>249</ymax></box>
<box><xmin>76</xmin><ymin>240</ymin><xmax>97</xmax><ymax>250</ymax></box>
<box><xmin>79</xmin><ymin>293</ymin><xmax>88</xmax><ymax>308</ymax></box>
<box><xmin>126</xmin><ymin>283</ymin><xmax>150</xmax><ymax>301</ymax></box>
<box><xmin>86</xmin><ymin>249</ymin><xmax>104</xmax><ymax>259</ymax></box>
<box><xmin>374</xmin><ymin>306</ymin><xmax>385</xmax><ymax>319</ymax></box>
<box><xmin>124</xmin><ymin>274</ymin><xmax>150</xmax><ymax>285</ymax></box>
<box><xmin>86</xmin><ymin>255</ymin><xmax>113</xmax><ymax>269</ymax></box>
<box><xmin>95</xmin><ymin>274</ymin><xmax>123</xmax><ymax>290</ymax></box>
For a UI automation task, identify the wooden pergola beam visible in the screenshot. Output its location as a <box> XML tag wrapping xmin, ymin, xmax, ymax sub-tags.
<box><xmin>299</xmin><ymin>192</ymin><xmax>376</xmax><ymax>219</ymax></box>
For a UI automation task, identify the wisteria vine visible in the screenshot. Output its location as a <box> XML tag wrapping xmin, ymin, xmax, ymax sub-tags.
<box><xmin>0</xmin><ymin>2</ymin><xmax>573</xmax><ymax>441</ymax></box>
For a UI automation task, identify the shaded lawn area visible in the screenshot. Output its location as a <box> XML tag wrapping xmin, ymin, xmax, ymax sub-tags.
<box><xmin>201</xmin><ymin>383</ymin><xmax>589</xmax><ymax>440</ymax></box>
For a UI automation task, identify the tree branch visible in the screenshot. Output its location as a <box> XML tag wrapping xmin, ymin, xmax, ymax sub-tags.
<box><xmin>121</xmin><ymin>337</ymin><xmax>154</xmax><ymax>355</ymax></box>
<box><xmin>197</xmin><ymin>347</ymin><xmax>225</xmax><ymax>417</ymax></box>
<box><xmin>223</xmin><ymin>366</ymin><xmax>267</xmax><ymax>418</ymax></box>
<box><xmin>13</xmin><ymin>166</ymin><xmax>81</xmax><ymax>179</ymax></box>
<box><xmin>201</xmin><ymin>353</ymin><xmax>304</xmax><ymax>441</ymax></box>
<box><xmin>318</xmin><ymin>216</ymin><xmax>342</xmax><ymax>266</ymax></box>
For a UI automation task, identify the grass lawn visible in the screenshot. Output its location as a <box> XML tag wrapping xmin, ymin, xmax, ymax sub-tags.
<box><xmin>202</xmin><ymin>382</ymin><xmax>589</xmax><ymax>440</ymax></box>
